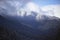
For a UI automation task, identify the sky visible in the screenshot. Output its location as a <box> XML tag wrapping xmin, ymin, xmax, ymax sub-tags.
<box><xmin>32</xmin><ymin>0</ymin><xmax>60</xmax><ymax>6</ymax></box>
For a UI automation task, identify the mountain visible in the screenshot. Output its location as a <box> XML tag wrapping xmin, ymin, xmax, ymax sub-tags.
<box><xmin>0</xmin><ymin>2</ymin><xmax>60</xmax><ymax>40</ymax></box>
<box><xmin>16</xmin><ymin>9</ymin><xmax>60</xmax><ymax>28</ymax></box>
<box><xmin>0</xmin><ymin>11</ymin><xmax>60</xmax><ymax>40</ymax></box>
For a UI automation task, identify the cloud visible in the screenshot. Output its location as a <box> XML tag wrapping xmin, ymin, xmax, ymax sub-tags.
<box><xmin>0</xmin><ymin>0</ymin><xmax>60</xmax><ymax>21</ymax></box>
<box><xmin>0</xmin><ymin>0</ymin><xmax>31</xmax><ymax>16</ymax></box>
<box><xmin>24</xmin><ymin>2</ymin><xmax>40</xmax><ymax>13</ymax></box>
<box><xmin>41</xmin><ymin>5</ymin><xmax>60</xmax><ymax>18</ymax></box>
<box><xmin>17</xmin><ymin>2</ymin><xmax>40</xmax><ymax>16</ymax></box>
<box><xmin>0</xmin><ymin>0</ymin><xmax>31</xmax><ymax>3</ymax></box>
<box><xmin>17</xmin><ymin>2</ymin><xmax>60</xmax><ymax>21</ymax></box>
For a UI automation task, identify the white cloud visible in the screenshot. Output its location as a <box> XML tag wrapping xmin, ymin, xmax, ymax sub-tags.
<box><xmin>17</xmin><ymin>2</ymin><xmax>41</xmax><ymax>16</ymax></box>
<box><xmin>0</xmin><ymin>0</ymin><xmax>31</xmax><ymax>16</ymax></box>
<box><xmin>17</xmin><ymin>2</ymin><xmax>60</xmax><ymax>21</ymax></box>
<box><xmin>25</xmin><ymin>2</ymin><xmax>40</xmax><ymax>13</ymax></box>
<box><xmin>41</xmin><ymin>5</ymin><xmax>60</xmax><ymax>18</ymax></box>
<box><xmin>0</xmin><ymin>0</ymin><xmax>60</xmax><ymax>21</ymax></box>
